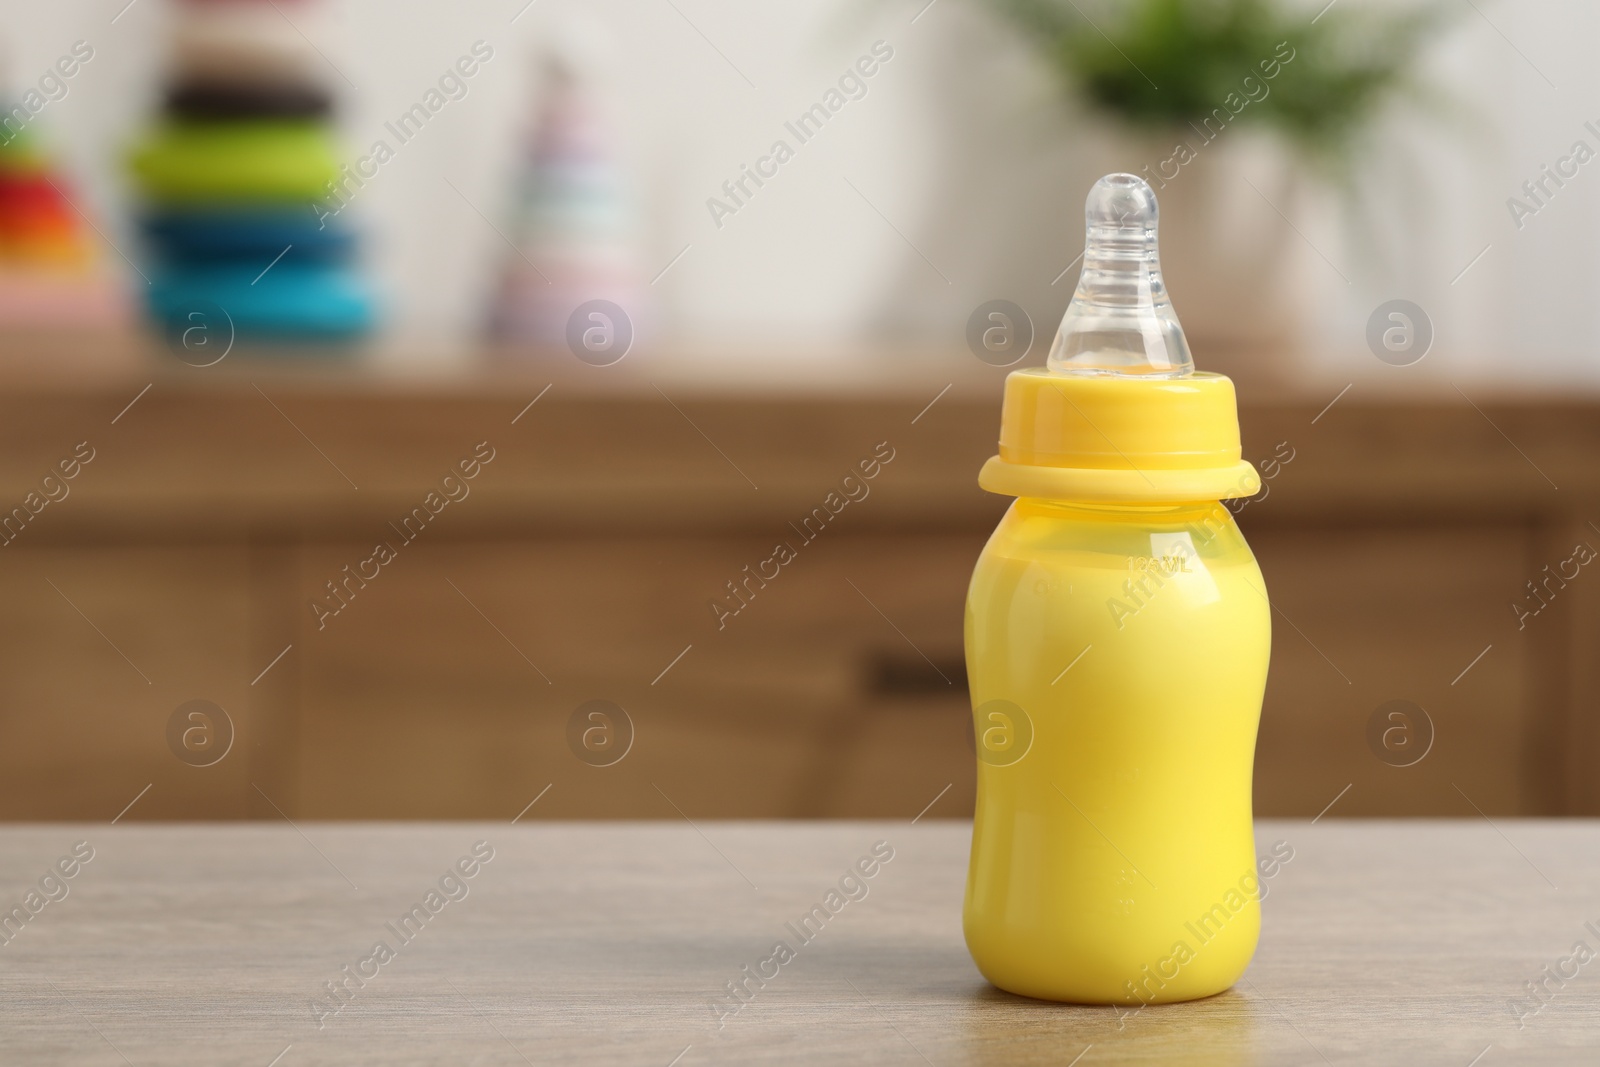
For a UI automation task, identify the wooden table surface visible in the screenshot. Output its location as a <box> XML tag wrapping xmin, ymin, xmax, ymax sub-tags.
<box><xmin>2</xmin><ymin>820</ymin><xmax>1595</xmax><ymax>1065</ymax></box>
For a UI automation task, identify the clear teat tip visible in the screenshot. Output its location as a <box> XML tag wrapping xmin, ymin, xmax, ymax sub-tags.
<box><xmin>1047</xmin><ymin>173</ymin><xmax>1193</xmax><ymax>378</ymax></box>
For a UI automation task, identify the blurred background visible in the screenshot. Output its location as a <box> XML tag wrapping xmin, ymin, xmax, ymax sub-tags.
<box><xmin>0</xmin><ymin>0</ymin><xmax>1595</xmax><ymax>823</ymax></box>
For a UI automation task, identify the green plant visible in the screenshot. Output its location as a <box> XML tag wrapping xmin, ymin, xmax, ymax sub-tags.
<box><xmin>977</xmin><ymin>0</ymin><xmax>1451</xmax><ymax>171</ymax></box>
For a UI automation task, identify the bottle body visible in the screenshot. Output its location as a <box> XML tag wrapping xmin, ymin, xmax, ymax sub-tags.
<box><xmin>963</xmin><ymin>496</ymin><xmax>1270</xmax><ymax>1004</ymax></box>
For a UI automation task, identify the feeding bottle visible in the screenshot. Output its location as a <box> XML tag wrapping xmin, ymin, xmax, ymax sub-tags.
<box><xmin>963</xmin><ymin>173</ymin><xmax>1271</xmax><ymax>1004</ymax></box>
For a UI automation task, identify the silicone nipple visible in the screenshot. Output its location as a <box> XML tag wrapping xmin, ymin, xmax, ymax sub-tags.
<box><xmin>1047</xmin><ymin>173</ymin><xmax>1193</xmax><ymax>378</ymax></box>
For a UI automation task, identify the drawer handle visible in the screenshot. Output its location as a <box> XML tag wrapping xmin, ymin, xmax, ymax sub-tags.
<box><xmin>865</xmin><ymin>652</ymin><xmax>967</xmax><ymax>696</ymax></box>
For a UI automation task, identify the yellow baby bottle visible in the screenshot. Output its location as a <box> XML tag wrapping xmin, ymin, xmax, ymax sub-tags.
<box><xmin>963</xmin><ymin>173</ymin><xmax>1271</xmax><ymax>1005</ymax></box>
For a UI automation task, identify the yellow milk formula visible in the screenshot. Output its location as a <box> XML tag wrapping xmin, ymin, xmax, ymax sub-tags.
<box><xmin>962</xmin><ymin>174</ymin><xmax>1271</xmax><ymax>1004</ymax></box>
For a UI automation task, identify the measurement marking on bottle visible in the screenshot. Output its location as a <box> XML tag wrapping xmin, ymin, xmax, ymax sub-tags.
<box><xmin>1127</xmin><ymin>553</ymin><xmax>1193</xmax><ymax>575</ymax></box>
<box><xmin>1051</xmin><ymin>644</ymin><xmax>1093</xmax><ymax>685</ymax></box>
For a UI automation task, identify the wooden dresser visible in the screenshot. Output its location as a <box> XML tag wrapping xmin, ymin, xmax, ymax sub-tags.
<box><xmin>0</xmin><ymin>344</ymin><xmax>1594</xmax><ymax>821</ymax></box>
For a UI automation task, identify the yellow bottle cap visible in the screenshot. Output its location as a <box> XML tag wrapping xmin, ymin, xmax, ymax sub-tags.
<box><xmin>980</xmin><ymin>370</ymin><xmax>1258</xmax><ymax>502</ymax></box>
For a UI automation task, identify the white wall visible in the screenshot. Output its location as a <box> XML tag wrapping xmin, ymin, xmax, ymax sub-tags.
<box><xmin>6</xmin><ymin>0</ymin><xmax>1600</xmax><ymax>387</ymax></box>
